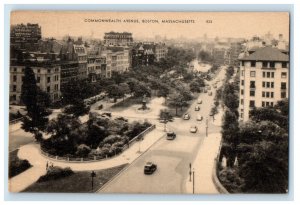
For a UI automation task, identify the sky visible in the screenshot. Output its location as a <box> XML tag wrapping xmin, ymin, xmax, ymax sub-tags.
<box><xmin>10</xmin><ymin>11</ymin><xmax>290</xmax><ymax>41</ymax></box>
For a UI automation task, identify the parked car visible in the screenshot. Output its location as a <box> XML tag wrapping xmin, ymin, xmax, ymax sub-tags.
<box><xmin>166</xmin><ymin>131</ymin><xmax>176</xmax><ymax>140</ymax></box>
<box><xmin>183</xmin><ymin>113</ymin><xmax>190</xmax><ymax>120</ymax></box>
<box><xmin>196</xmin><ymin>115</ymin><xmax>203</xmax><ymax>121</ymax></box>
<box><xmin>204</xmin><ymin>89</ymin><xmax>208</xmax><ymax>93</ymax></box>
<box><xmin>159</xmin><ymin>118</ymin><xmax>167</xmax><ymax>123</ymax></box>
<box><xmin>144</xmin><ymin>162</ymin><xmax>157</xmax><ymax>175</ymax></box>
<box><xmin>195</xmin><ymin>105</ymin><xmax>200</xmax><ymax>111</ymax></box>
<box><xmin>208</xmin><ymin>91</ymin><xmax>213</xmax><ymax>96</ymax></box>
<box><xmin>190</xmin><ymin>126</ymin><xmax>198</xmax><ymax>133</ymax></box>
<box><xmin>197</xmin><ymin>99</ymin><xmax>202</xmax><ymax>104</ymax></box>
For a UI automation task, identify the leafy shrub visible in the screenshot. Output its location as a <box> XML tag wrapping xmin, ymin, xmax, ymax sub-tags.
<box><xmin>75</xmin><ymin>144</ymin><xmax>91</xmax><ymax>157</ymax></box>
<box><xmin>9</xmin><ymin>155</ymin><xmax>31</xmax><ymax>178</ymax></box>
<box><xmin>101</xmin><ymin>135</ymin><xmax>122</xmax><ymax>145</ymax></box>
<box><xmin>218</xmin><ymin>167</ymin><xmax>244</xmax><ymax>193</ymax></box>
<box><xmin>38</xmin><ymin>166</ymin><xmax>74</xmax><ymax>182</ymax></box>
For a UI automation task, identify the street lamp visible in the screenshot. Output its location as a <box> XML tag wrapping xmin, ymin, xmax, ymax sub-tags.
<box><xmin>206</xmin><ymin>117</ymin><xmax>208</xmax><ymax>137</ymax></box>
<box><xmin>192</xmin><ymin>168</ymin><xmax>195</xmax><ymax>194</ymax></box>
<box><xmin>91</xmin><ymin>171</ymin><xmax>96</xmax><ymax>191</ymax></box>
<box><xmin>189</xmin><ymin>163</ymin><xmax>192</xmax><ymax>182</ymax></box>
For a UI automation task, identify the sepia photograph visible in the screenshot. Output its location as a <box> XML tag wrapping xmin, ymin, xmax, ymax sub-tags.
<box><xmin>8</xmin><ymin>11</ymin><xmax>290</xmax><ymax>194</ymax></box>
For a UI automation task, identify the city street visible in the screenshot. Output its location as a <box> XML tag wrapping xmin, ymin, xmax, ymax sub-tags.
<box><xmin>99</xmin><ymin>66</ymin><xmax>226</xmax><ymax>194</ymax></box>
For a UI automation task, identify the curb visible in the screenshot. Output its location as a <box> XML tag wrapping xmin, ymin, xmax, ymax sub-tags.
<box><xmin>97</xmin><ymin>133</ymin><xmax>166</xmax><ymax>193</ymax></box>
<box><xmin>212</xmin><ymin>158</ymin><xmax>229</xmax><ymax>194</ymax></box>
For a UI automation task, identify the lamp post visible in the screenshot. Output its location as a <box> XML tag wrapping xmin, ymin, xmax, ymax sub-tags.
<box><xmin>91</xmin><ymin>171</ymin><xmax>96</xmax><ymax>191</ymax></box>
<box><xmin>189</xmin><ymin>163</ymin><xmax>192</xmax><ymax>182</ymax></box>
<box><xmin>192</xmin><ymin>168</ymin><xmax>195</xmax><ymax>194</ymax></box>
<box><xmin>206</xmin><ymin>117</ymin><xmax>208</xmax><ymax>137</ymax></box>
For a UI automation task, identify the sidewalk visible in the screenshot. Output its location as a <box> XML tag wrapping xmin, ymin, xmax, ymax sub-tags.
<box><xmin>9</xmin><ymin>126</ymin><xmax>165</xmax><ymax>192</ymax></box>
<box><xmin>185</xmin><ymin>109</ymin><xmax>224</xmax><ymax>194</ymax></box>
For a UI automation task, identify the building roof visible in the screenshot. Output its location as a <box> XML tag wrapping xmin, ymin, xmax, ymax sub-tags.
<box><xmin>240</xmin><ymin>46</ymin><xmax>289</xmax><ymax>61</ymax></box>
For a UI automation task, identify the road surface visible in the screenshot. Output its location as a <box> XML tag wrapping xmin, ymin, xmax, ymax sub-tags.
<box><xmin>100</xmin><ymin>66</ymin><xmax>226</xmax><ymax>194</ymax></box>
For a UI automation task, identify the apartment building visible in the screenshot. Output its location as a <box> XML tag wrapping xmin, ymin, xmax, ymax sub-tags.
<box><xmin>238</xmin><ymin>46</ymin><xmax>289</xmax><ymax>121</ymax></box>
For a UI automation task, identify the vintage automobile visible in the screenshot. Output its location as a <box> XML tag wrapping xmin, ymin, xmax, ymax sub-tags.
<box><xmin>195</xmin><ymin>105</ymin><xmax>201</xmax><ymax>111</ymax></box>
<box><xmin>166</xmin><ymin>131</ymin><xmax>176</xmax><ymax>140</ymax></box>
<box><xmin>183</xmin><ymin>113</ymin><xmax>190</xmax><ymax>120</ymax></box>
<box><xmin>144</xmin><ymin>162</ymin><xmax>157</xmax><ymax>175</ymax></box>
<box><xmin>190</xmin><ymin>126</ymin><xmax>198</xmax><ymax>133</ymax></box>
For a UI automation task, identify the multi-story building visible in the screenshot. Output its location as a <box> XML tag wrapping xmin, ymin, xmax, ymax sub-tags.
<box><xmin>238</xmin><ymin>46</ymin><xmax>289</xmax><ymax>121</ymax></box>
<box><xmin>59</xmin><ymin>37</ymin><xmax>88</xmax><ymax>87</ymax></box>
<box><xmin>104</xmin><ymin>32</ymin><xmax>133</xmax><ymax>46</ymax></box>
<box><xmin>10</xmin><ymin>53</ymin><xmax>61</xmax><ymax>104</ymax></box>
<box><xmin>131</xmin><ymin>42</ymin><xmax>168</xmax><ymax>67</ymax></box>
<box><xmin>87</xmin><ymin>53</ymin><xmax>107</xmax><ymax>82</ymax></box>
<box><xmin>102</xmin><ymin>46</ymin><xmax>130</xmax><ymax>74</ymax></box>
<box><xmin>10</xmin><ymin>23</ymin><xmax>42</xmax><ymax>51</ymax></box>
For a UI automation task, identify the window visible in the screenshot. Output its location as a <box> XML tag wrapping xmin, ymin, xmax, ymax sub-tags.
<box><xmin>266</xmin><ymin>92</ymin><xmax>270</xmax><ymax>98</ymax></box>
<box><xmin>271</xmin><ymin>72</ymin><xmax>275</xmax><ymax>78</ymax></box>
<box><xmin>262</xmin><ymin>82</ymin><xmax>266</xmax><ymax>87</ymax></box>
<box><xmin>241</xmin><ymin>89</ymin><xmax>244</xmax><ymax>95</ymax></box>
<box><xmin>271</xmin><ymin>92</ymin><xmax>274</xmax><ymax>98</ymax></box>
<box><xmin>241</xmin><ymin>80</ymin><xmax>244</xmax><ymax>86</ymax></box>
<box><xmin>240</xmin><ymin>113</ymin><xmax>244</xmax><ymax>118</ymax></box>
<box><xmin>13</xmin><ymin>68</ymin><xmax>17</xmax><ymax>72</ymax></box>
<box><xmin>37</xmin><ymin>77</ymin><xmax>40</xmax><ymax>83</ymax></box>
<box><xmin>47</xmin><ymin>77</ymin><xmax>51</xmax><ymax>83</ymax></box>
<box><xmin>37</xmin><ymin>69</ymin><xmax>41</xmax><ymax>73</ymax></box>
<box><xmin>281</xmin><ymin>82</ymin><xmax>287</xmax><ymax>90</ymax></box>
<box><xmin>271</xmin><ymin>82</ymin><xmax>274</xmax><ymax>88</ymax></box>
<box><xmin>48</xmin><ymin>69</ymin><xmax>51</xmax><ymax>73</ymax></box>
<box><xmin>270</xmin><ymin>61</ymin><xmax>275</xmax><ymax>68</ymax></box>
<box><xmin>22</xmin><ymin>76</ymin><xmax>24</xmax><ymax>82</ymax></box>
<box><xmin>270</xmin><ymin>102</ymin><xmax>274</xmax><ymax>106</ymax></box>
<box><xmin>267</xmin><ymin>82</ymin><xmax>270</xmax><ymax>88</ymax></box>
<box><xmin>263</xmin><ymin>72</ymin><xmax>266</xmax><ymax>78</ymax></box>
<box><xmin>262</xmin><ymin>91</ymin><xmax>265</xmax><ymax>97</ymax></box>
<box><xmin>241</xmin><ymin>70</ymin><xmax>244</xmax><ymax>76</ymax></box>
<box><xmin>262</xmin><ymin>101</ymin><xmax>265</xmax><ymax>107</ymax></box>
<box><xmin>250</xmin><ymin>81</ymin><xmax>255</xmax><ymax>88</ymax></box>
<box><xmin>251</xmin><ymin>61</ymin><xmax>256</xmax><ymax>67</ymax></box>
<box><xmin>47</xmin><ymin>86</ymin><xmax>50</xmax><ymax>92</ymax></box>
<box><xmin>241</xmin><ymin>99</ymin><xmax>244</xmax><ymax>105</ymax></box>
<box><xmin>281</xmin><ymin>72</ymin><xmax>287</xmax><ymax>78</ymax></box>
<box><xmin>262</xmin><ymin>62</ymin><xmax>268</xmax><ymax>67</ymax></box>
<box><xmin>250</xmin><ymin>71</ymin><xmax>256</xmax><ymax>77</ymax></box>
<box><xmin>12</xmin><ymin>85</ymin><xmax>16</xmax><ymax>92</ymax></box>
<box><xmin>250</xmin><ymin>91</ymin><xmax>255</xmax><ymax>96</ymax></box>
<box><xmin>281</xmin><ymin>92</ymin><xmax>286</xmax><ymax>98</ymax></box>
<box><xmin>266</xmin><ymin>102</ymin><xmax>270</xmax><ymax>106</ymax></box>
<box><xmin>12</xmin><ymin>95</ymin><xmax>16</xmax><ymax>101</ymax></box>
<box><xmin>267</xmin><ymin>72</ymin><xmax>270</xmax><ymax>78</ymax></box>
<box><xmin>249</xmin><ymin>100</ymin><xmax>255</xmax><ymax>108</ymax></box>
<box><xmin>241</xmin><ymin>61</ymin><xmax>244</xmax><ymax>66</ymax></box>
<box><xmin>282</xmin><ymin>62</ymin><xmax>287</xmax><ymax>68</ymax></box>
<box><xmin>13</xmin><ymin>75</ymin><xmax>17</xmax><ymax>82</ymax></box>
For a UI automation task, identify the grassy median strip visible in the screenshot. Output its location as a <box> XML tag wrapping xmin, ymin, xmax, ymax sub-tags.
<box><xmin>9</xmin><ymin>149</ymin><xmax>32</xmax><ymax>178</ymax></box>
<box><xmin>23</xmin><ymin>164</ymin><xmax>128</xmax><ymax>193</ymax></box>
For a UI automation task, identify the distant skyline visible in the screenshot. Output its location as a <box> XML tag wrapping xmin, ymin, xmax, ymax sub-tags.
<box><xmin>11</xmin><ymin>11</ymin><xmax>289</xmax><ymax>41</ymax></box>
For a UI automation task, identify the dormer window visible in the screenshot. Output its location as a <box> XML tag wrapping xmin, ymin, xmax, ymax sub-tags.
<box><xmin>250</xmin><ymin>61</ymin><xmax>256</xmax><ymax>67</ymax></box>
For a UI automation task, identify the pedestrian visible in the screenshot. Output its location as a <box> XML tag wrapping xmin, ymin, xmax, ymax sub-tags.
<box><xmin>46</xmin><ymin>161</ymin><xmax>48</xmax><ymax>171</ymax></box>
<box><xmin>51</xmin><ymin>162</ymin><xmax>54</xmax><ymax>168</ymax></box>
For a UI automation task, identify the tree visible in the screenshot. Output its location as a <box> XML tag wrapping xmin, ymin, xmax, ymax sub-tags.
<box><xmin>21</xmin><ymin>67</ymin><xmax>52</xmax><ymax>140</ymax></box>
<box><xmin>118</xmin><ymin>83</ymin><xmax>131</xmax><ymax>101</ymax></box>
<box><xmin>237</xmin><ymin>121</ymin><xmax>288</xmax><ymax>193</ymax></box>
<box><xmin>132</xmin><ymin>82</ymin><xmax>151</xmax><ymax>98</ymax></box>
<box><xmin>198</xmin><ymin>50</ymin><xmax>212</xmax><ymax>62</ymax></box>
<box><xmin>106</xmin><ymin>84</ymin><xmax>122</xmax><ymax>102</ymax></box>
<box><xmin>43</xmin><ymin>114</ymin><xmax>82</xmax><ymax>156</ymax></box>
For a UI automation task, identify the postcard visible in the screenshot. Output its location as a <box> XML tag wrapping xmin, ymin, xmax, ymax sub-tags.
<box><xmin>8</xmin><ymin>11</ymin><xmax>289</xmax><ymax>194</ymax></box>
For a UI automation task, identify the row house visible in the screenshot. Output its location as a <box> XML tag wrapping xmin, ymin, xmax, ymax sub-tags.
<box><xmin>10</xmin><ymin>52</ymin><xmax>61</xmax><ymax>104</ymax></box>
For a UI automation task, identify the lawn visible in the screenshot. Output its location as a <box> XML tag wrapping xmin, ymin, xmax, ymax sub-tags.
<box><xmin>23</xmin><ymin>164</ymin><xmax>128</xmax><ymax>193</ymax></box>
<box><xmin>9</xmin><ymin>149</ymin><xmax>32</xmax><ymax>178</ymax></box>
<box><xmin>107</xmin><ymin>96</ymin><xmax>145</xmax><ymax>112</ymax></box>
